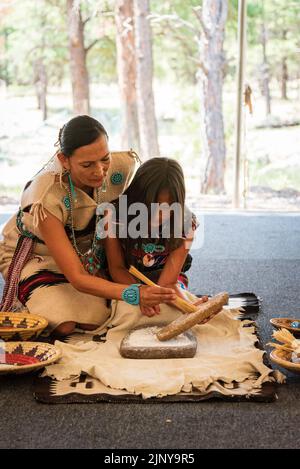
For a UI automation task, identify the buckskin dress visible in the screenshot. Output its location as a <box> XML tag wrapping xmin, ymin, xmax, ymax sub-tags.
<box><xmin>0</xmin><ymin>151</ymin><xmax>138</xmax><ymax>331</ymax></box>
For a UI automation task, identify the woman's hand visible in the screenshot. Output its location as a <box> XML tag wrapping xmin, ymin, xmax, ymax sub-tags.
<box><xmin>139</xmin><ymin>285</ymin><xmax>176</xmax><ymax>307</ymax></box>
<box><xmin>140</xmin><ymin>304</ymin><xmax>160</xmax><ymax>317</ymax></box>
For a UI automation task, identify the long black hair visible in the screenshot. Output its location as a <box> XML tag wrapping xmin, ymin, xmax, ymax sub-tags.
<box><xmin>58</xmin><ymin>115</ymin><xmax>108</xmax><ymax>156</ymax></box>
<box><xmin>116</xmin><ymin>157</ymin><xmax>186</xmax><ymax>253</ymax></box>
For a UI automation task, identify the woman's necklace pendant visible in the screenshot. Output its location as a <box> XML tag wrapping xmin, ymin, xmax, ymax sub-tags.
<box><xmin>81</xmin><ymin>249</ymin><xmax>102</xmax><ymax>275</ymax></box>
<box><xmin>143</xmin><ymin>254</ymin><xmax>155</xmax><ymax>267</ymax></box>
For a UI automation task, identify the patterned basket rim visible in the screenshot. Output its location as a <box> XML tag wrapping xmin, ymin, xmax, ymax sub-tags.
<box><xmin>0</xmin><ymin>341</ymin><xmax>61</xmax><ymax>374</ymax></box>
<box><xmin>0</xmin><ymin>311</ymin><xmax>48</xmax><ymax>333</ymax></box>
<box><xmin>270</xmin><ymin>349</ymin><xmax>300</xmax><ymax>372</ymax></box>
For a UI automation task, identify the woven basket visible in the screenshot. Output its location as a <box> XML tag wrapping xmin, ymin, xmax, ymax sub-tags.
<box><xmin>0</xmin><ymin>312</ymin><xmax>48</xmax><ymax>341</ymax></box>
<box><xmin>0</xmin><ymin>341</ymin><xmax>61</xmax><ymax>375</ymax></box>
<box><xmin>270</xmin><ymin>349</ymin><xmax>300</xmax><ymax>374</ymax></box>
<box><xmin>270</xmin><ymin>317</ymin><xmax>300</xmax><ymax>337</ymax></box>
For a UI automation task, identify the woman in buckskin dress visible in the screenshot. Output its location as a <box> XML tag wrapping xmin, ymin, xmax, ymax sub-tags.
<box><xmin>0</xmin><ymin>116</ymin><xmax>176</xmax><ymax>335</ymax></box>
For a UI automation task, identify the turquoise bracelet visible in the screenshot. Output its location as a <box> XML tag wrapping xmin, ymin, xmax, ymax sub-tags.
<box><xmin>121</xmin><ymin>284</ymin><xmax>142</xmax><ymax>305</ymax></box>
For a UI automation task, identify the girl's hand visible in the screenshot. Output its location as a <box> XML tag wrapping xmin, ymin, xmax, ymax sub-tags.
<box><xmin>159</xmin><ymin>283</ymin><xmax>192</xmax><ymax>313</ymax></box>
<box><xmin>193</xmin><ymin>295</ymin><xmax>209</xmax><ymax>306</ymax></box>
<box><xmin>139</xmin><ymin>285</ymin><xmax>176</xmax><ymax>307</ymax></box>
<box><xmin>160</xmin><ymin>283</ymin><xmax>209</xmax><ymax>312</ymax></box>
<box><xmin>140</xmin><ymin>305</ymin><xmax>160</xmax><ymax>317</ymax></box>
<box><xmin>160</xmin><ymin>283</ymin><xmax>190</xmax><ymax>302</ymax></box>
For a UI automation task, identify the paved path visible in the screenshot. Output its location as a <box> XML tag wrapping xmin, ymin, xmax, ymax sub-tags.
<box><xmin>0</xmin><ymin>212</ymin><xmax>299</xmax><ymax>449</ymax></box>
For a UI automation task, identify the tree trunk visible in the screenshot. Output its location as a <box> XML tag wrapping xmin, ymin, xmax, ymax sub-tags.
<box><xmin>281</xmin><ymin>57</ymin><xmax>288</xmax><ymax>100</ymax></box>
<box><xmin>133</xmin><ymin>0</ymin><xmax>160</xmax><ymax>159</ymax></box>
<box><xmin>3</xmin><ymin>28</ymin><xmax>10</xmax><ymax>87</ymax></box>
<box><xmin>197</xmin><ymin>0</ymin><xmax>227</xmax><ymax>194</ymax></box>
<box><xmin>260</xmin><ymin>16</ymin><xmax>271</xmax><ymax>115</ymax></box>
<box><xmin>33</xmin><ymin>58</ymin><xmax>48</xmax><ymax>121</ymax></box>
<box><xmin>281</xmin><ymin>30</ymin><xmax>288</xmax><ymax>100</ymax></box>
<box><xmin>66</xmin><ymin>0</ymin><xmax>90</xmax><ymax>115</ymax></box>
<box><xmin>115</xmin><ymin>0</ymin><xmax>140</xmax><ymax>151</ymax></box>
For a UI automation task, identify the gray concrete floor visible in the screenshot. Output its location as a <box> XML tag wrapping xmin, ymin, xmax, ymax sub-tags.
<box><xmin>0</xmin><ymin>211</ymin><xmax>300</xmax><ymax>449</ymax></box>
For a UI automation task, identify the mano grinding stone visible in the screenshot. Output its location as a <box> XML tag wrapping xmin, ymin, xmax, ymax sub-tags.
<box><xmin>120</xmin><ymin>324</ymin><xmax>197</xmax><ymax>359</ymax></box>
<box><xmin>157</xmin><ymin>292</ymin><xmax>229</xmax><ymax>341</ymax></box>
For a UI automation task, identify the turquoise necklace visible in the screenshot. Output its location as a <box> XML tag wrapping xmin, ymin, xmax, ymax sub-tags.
<box><xmin>66</xmin><ymin>175</ymin><xmax>105</xmax><ymax>275</ymax></box>
<box><xmin>134</xmin><ymin>242</ymin><xmax>165</xmax><ymax>254</ymax></box>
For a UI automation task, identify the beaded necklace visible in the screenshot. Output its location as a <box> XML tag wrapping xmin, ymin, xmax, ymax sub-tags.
<box><xmin>65</xmin><ymin>179</ymin><xmax>105</xmax><ymax>276</ymax></box>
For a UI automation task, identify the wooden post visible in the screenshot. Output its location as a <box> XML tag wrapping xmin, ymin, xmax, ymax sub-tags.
<box><xmin>233</xmin><ymin>0</ymin><xmax>247</xmax><ymax>209</ymax></box>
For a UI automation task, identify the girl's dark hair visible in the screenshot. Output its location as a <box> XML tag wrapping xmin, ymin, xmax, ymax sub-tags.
<box><xmin>118</xmin><ymin>157</ymin><xmax>186</xmax><ymax>253</ymax></box>
<box><xmin>124</xmin><ymin>157</ymin><xmax>185</xmax><ymax>209</ymax></box>
<box><xmin>58</xmin><ymin>115</ymin><xmax>108</xmax><ymax>156</ymax></box>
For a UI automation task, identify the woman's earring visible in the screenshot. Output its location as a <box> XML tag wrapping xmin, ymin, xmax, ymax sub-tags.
<box><xmin>67</xmin><ymin>172</ymin><xmax>77</xmax><ymax>202</ymax></box>
<box><xmin>59</xmin><ymin>164</ymin><xmax>68</xmax><ymax>188</ymax></box>
<box><xmin>101</xmin><ymin>177</ymin><xmax>107</xmax><ymax>193</ymax></box>
<box><xmin>59</xmin><ymin>165</ymin><xmax>64</xmax><ymax>187</ymax></box>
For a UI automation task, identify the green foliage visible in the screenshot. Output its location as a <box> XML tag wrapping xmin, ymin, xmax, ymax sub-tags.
<box><xmin>2</xmin><ymin>0</ymin><xmax>299</xmax><ymax>91</ymax></box>
<box><xmin>150</xmin><ymin>0</ymin><xmax>201</xmax><ymax>84</ymax></box>
<box><xmin>0</xmin><ymin>0</ymin><xmax>68</xmax><ymax>86</ymax></box>
<box><xmin>81</xmin><ymin>0</ymin><xmax>117</xmax><ymax>81</ymax></box>
<box><xmin>1</xmin><ymin>0</ymin><xmax>300</xmax><ymax>195</ymax></box>
<box><xmin>249</xmin><ymin>161</ymin><xmax>300</xmax><ymax>191</ymax></box>
<box><xmin>246</xmin><ymin>0</ymin><xmax>300</xmax><ymax>76</ymax></box>
<box><xmin>88</xmin><ymin>37</ymin><xmax>117</xmax><ymax>83</ymax></box>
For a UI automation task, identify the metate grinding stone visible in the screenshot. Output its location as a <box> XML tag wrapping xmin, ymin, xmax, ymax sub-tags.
<box><xmin>120</xmin><ymin>324</ymin><xmax>197</xmax><ymax>359</ymax></box>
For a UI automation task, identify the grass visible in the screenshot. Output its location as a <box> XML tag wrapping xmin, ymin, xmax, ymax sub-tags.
<box><xmin>0</xmin><ymin>82</ymin><xmax>300</xmax><ymax>209</ymax></box>
<box><xmin>0</xmin><ymin>184</ymin><xmax>23</xmax><ymax>200</ymax></box>
<box><xmin>249</xmin><ymin>164</ymin><xmax>300</xmax><ymax>192</ymax></box>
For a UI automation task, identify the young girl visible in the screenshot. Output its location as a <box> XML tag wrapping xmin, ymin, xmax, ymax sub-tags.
<box><xmin>104</xmin><ymin>157</ymin><xmax>207</xmax><ymax>317</ymax></box>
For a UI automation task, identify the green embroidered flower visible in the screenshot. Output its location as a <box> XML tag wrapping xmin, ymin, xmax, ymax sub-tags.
<box><xmin>143</xmin><ymin>243</ymin><xmax>156</xmax><ymax>254</ymax></box>
<box><xmin>155</xmin><ymin>245</ymin><xmax>165</xmax><ymax>253</ymax></box>
<box><xmin>110</xmin><ymin>172</ymin><xmax>124</xmax><ymax>185</ymax></box>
